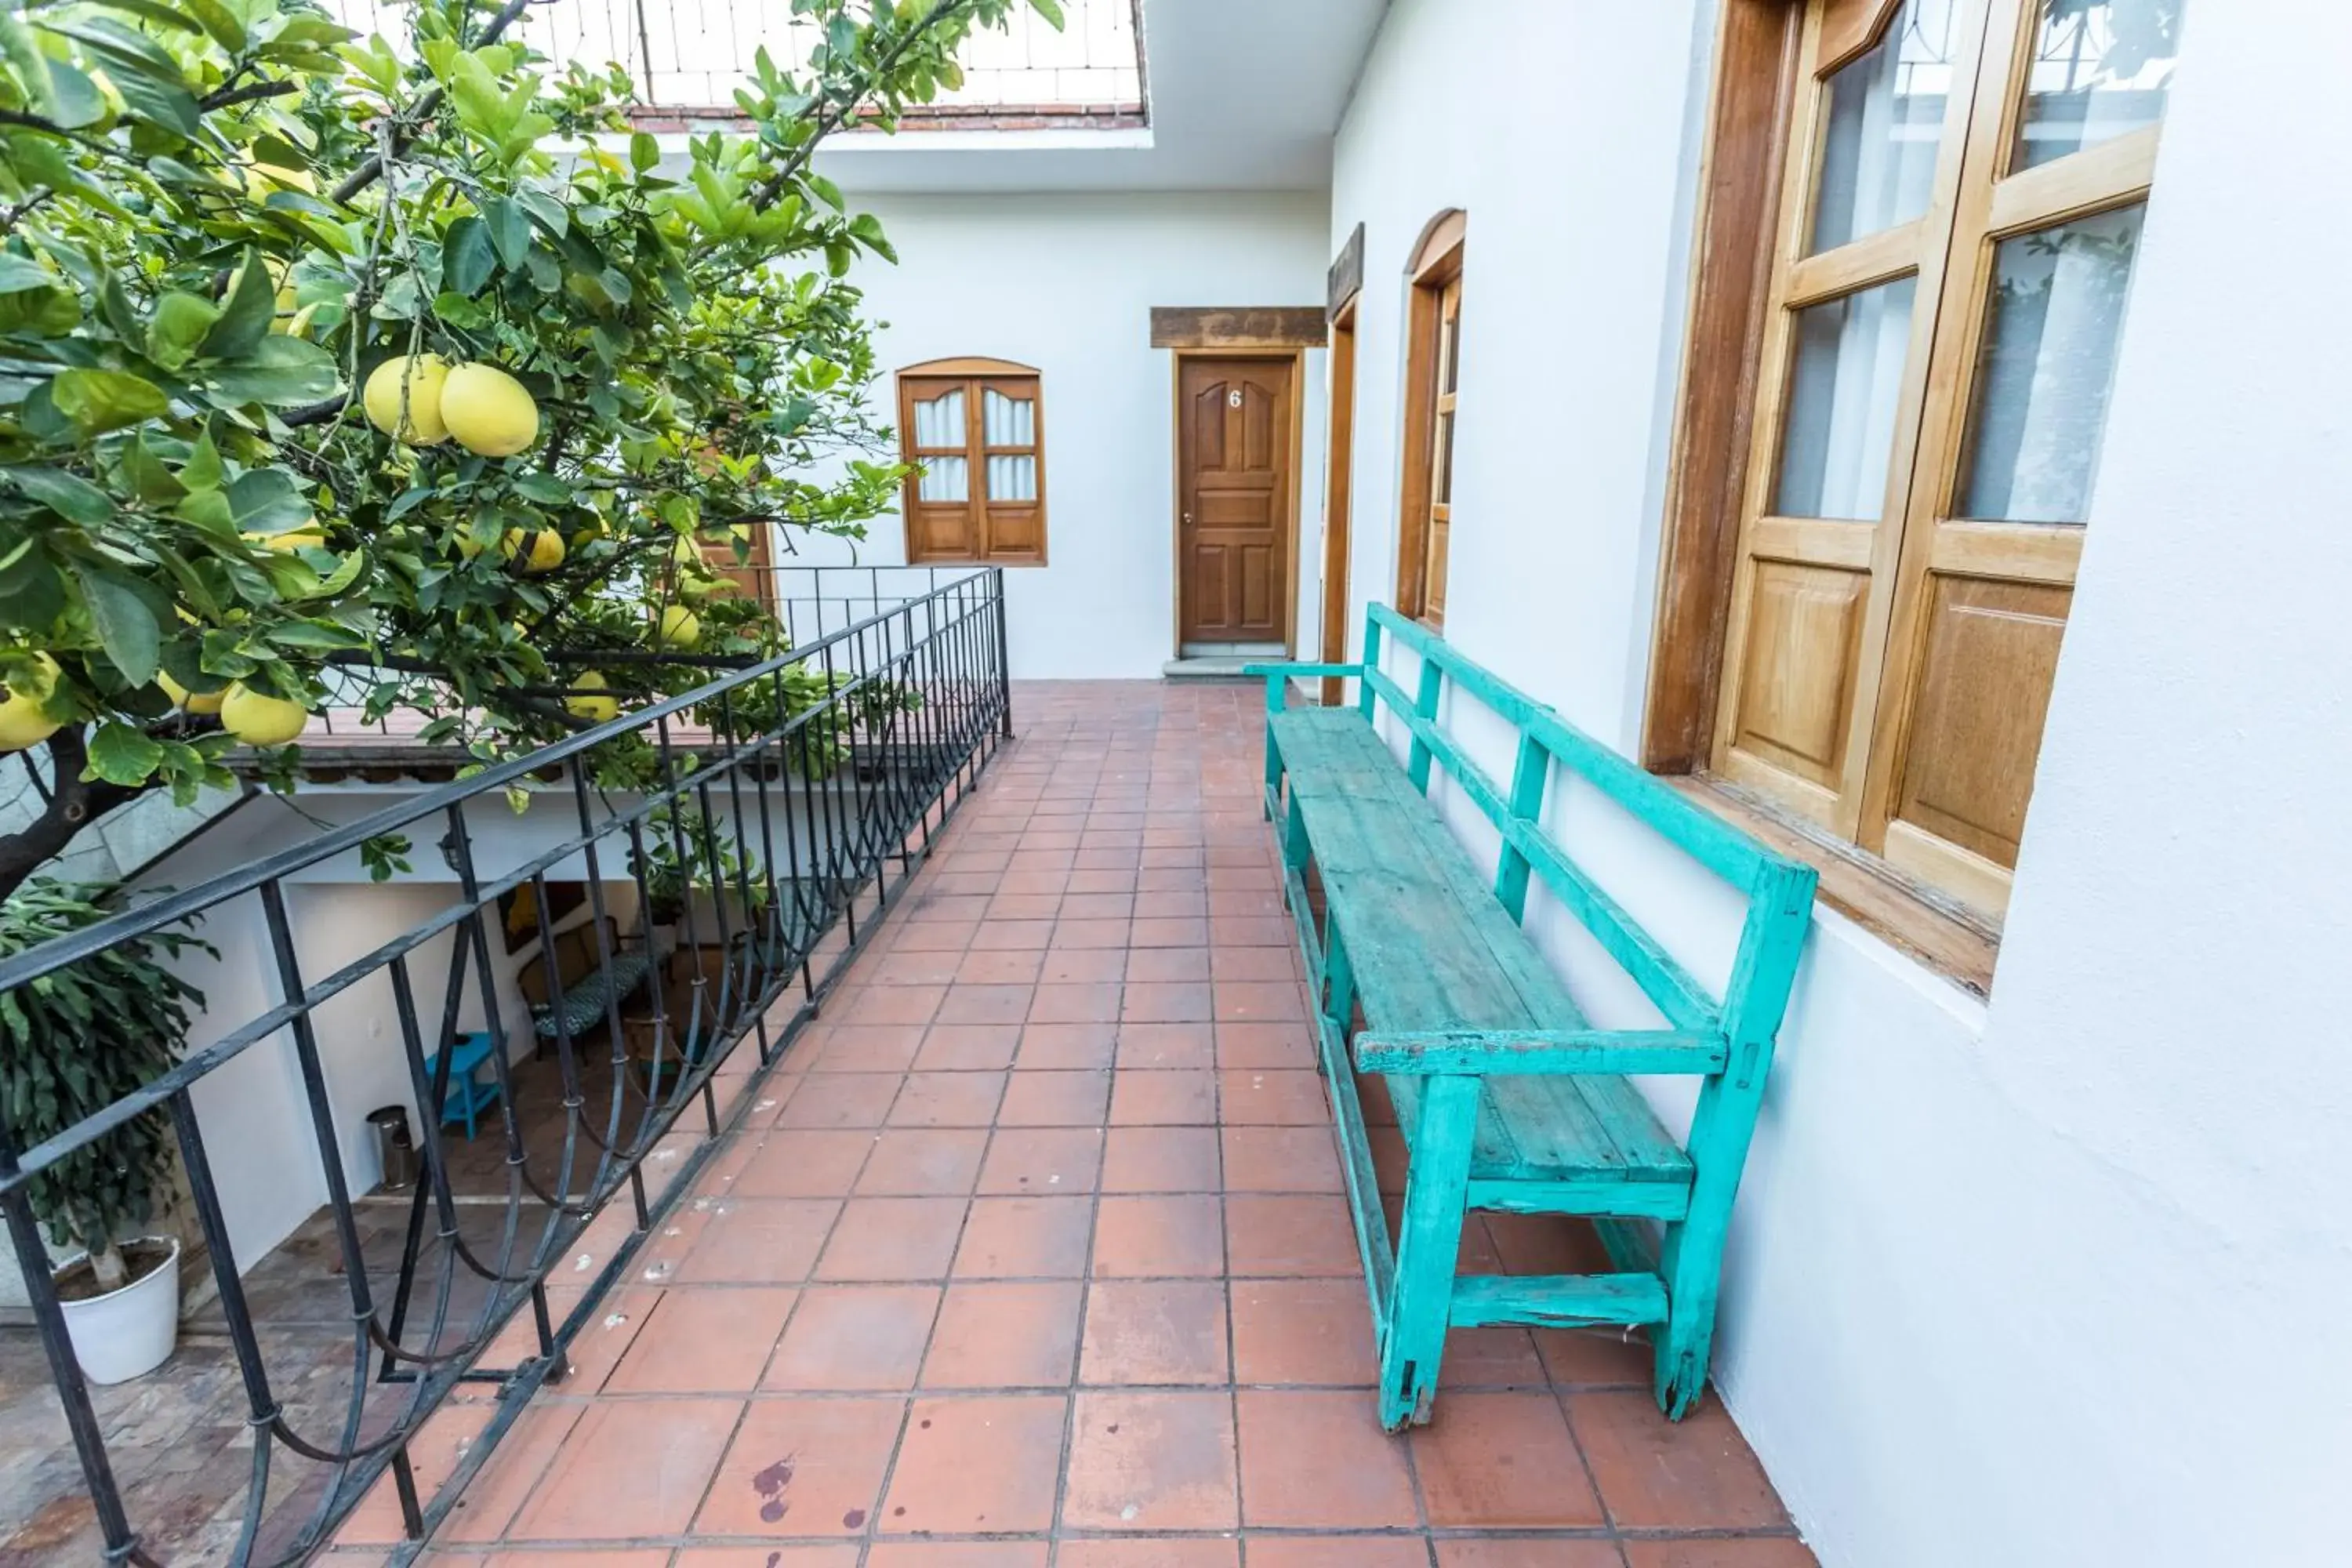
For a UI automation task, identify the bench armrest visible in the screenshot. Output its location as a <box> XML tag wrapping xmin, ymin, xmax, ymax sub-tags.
<box><xmin>1240</xmin><ymin>662</ymin><xmax>1363</xmax><ymax>679</ymax></box>
<box><xmin>1355</xmin><ymin>1029</ymin><xmax>1729</xmax><ymax>1076</ymax></box>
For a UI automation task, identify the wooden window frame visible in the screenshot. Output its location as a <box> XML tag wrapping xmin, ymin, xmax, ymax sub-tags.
<box><xmin>1642</xmin><ymin>0</ymin><xmax>2166</xmax><ymax>995</ymax></box>
<box><xmin>1395</xmin><ymin>209</ymin><xmax>1466</xmax><ymax>630</ymax></box>
<box><xmin>896</xmin><ymin>356</ymin><xmax>1047</xmax><ymax>566</ymax></box>
<box><xmin>1320</xmin><ymin>226</ymin><xmax>1365</xmax><ymax>706</ymax></box>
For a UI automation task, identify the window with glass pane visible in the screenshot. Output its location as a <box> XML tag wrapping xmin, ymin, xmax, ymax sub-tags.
<box><xmin>1809</xmin><ymin>0</ymin><xmax>1962</xmax><ymax>254</ymax></box>
<box><xmin>2013</xmin><ymin>0</ymin><xmax>2183</xmax><ymax>170</ymax></box>
<box><xmin>1955</xmin><ymin>205</ymin><xmax>2143</xmax><ymax>523</ymax></box>
<box><xmin>1679</xmin><ymin>0</ymin><xmax>2172</xmax><ymax>936</ymax></box>
<box><xmin>1775</xmin><ymin>278</ymin><xmax>1917</xmax><ymax>520</ymax></box>
<box><xmin>897</xmin><ymin>365</ymin><xmax>1047</xmax><ymax>564</ymax></box>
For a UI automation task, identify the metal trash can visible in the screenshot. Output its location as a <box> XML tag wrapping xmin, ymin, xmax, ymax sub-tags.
<box><xmin>368</xmin><ymin>1106</ymin><xmax>417</xmax><ymax>1191</ymax></box>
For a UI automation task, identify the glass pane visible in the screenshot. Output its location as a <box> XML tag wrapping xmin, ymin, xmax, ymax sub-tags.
<box><xmin>1956</xmin><ymin>205</ymin><xmax>2144</xmax><ymax>524</ymax></box>
<box><xmin>2013</xmin><ymin>0</ymin><xmax>2183</xmax><ymax>170</ymax></box>
<box><xmin>985</xmin><ymin>453</ymin><xmax>1036</xmax><ymax>503</ymax></box>
<box><xmin>1433</xmin><ymin>412</ymin><xmax>1455</xmax><ymax>505</ymax></box>
<box><xmin>983</xmin><ymin>387</ymin><xmax>1034</xmax><ymax>446</ymax></box>
<box><xmin>913</xmin><ymin>387</ymin><xmax>965</xmax><ymax>448</ymax></box>
<box><xmin>1810</xmin><ymin>0</ymin><xmax>1962</xmax><ymax>254</ymax></box>
<box><xmin>918</xmin><ymin>455</ymin><xmax>968</xmax><ymax>503</ymax></box>
<box><xmin>1774</xmin><ymin>277</ymin><xmax>1918</xmax><ymax>521</ymax></box>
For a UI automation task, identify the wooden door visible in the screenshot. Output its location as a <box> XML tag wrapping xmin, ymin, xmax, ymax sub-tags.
<box><xmin>1178</xmin><ymin>356</ymin><xmax>1296</xmax><ymax>647</ymax></box>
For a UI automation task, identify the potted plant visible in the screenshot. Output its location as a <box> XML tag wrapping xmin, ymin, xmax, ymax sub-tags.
<box><xmin>0</xmin><ymin>880</ymin><xmax>211</xmax><ymax>1384</ymax></box>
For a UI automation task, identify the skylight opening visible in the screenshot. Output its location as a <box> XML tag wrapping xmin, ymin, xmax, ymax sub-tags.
<box><xmin>325</xmin><ymin>0</ymin><xmax>1146</xmax><ymax>122</ymax></box>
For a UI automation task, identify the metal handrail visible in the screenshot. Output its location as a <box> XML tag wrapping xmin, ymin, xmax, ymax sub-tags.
<box><xmin>0</xmin><ymin>564</ymin><xmax>1013</xmax><ymax>1566</ymax></box>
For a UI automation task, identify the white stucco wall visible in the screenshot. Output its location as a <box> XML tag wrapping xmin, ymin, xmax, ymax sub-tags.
<box><xmin>1333</xmin><ymin>3</ymin><xmax>2350</xmax><ymax>1567</ymax></box>
<box><xmin>794</xmin><ymin>190</ymin><xmax>1334</xmax><ymax>679</ymax></box>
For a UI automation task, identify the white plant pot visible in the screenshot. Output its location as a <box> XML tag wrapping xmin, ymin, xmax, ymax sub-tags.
<box><xmin>57</xmin><ymin>1237</ymin><xmax>181</xmax><ymax>1385</ymax></box>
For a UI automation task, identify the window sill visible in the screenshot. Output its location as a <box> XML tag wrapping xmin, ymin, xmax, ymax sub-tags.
<box><xmin>1670</xmin><ymin>774</ymin><xmax>2001</xmax><ymax>996</ymax></box>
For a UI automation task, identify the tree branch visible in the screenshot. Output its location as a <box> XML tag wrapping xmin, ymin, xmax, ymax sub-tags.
<box><xmin>750</xmin><ymin>0</ymin><xmax>974</xmax><ymax>210</ymax></box>
<box><xmin>0</xmin><ymin>729</ymin><xmax>146</xmax><ymax>906</ymax></box>
<box><xmin>201</xmin><ymin>78</ymin><xmax>299</xmax><ymax>112</ymax></box>
<box><xmin>328</xmin><ymin>0</ymin><xmax>535</xmax><ymax>206</ymax></box>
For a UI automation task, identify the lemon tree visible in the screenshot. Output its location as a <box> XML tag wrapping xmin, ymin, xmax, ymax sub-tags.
<box><xmin>0</xmin><ymin>0</ymin><xmax>1054</xmax><ymax>897</ymax></box>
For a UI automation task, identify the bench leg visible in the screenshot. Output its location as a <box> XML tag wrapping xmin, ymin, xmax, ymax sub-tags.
<box><xmin>1650</xmin><ymin>1079</ymin><xmax>1751</xmax><ymax>1418</ymax></box>
<box><xmin>1279</xmin><ymin>793</ymin><xmax>1309</xmax><ymax>905</ymax></box>
<box><xmin>1316</xmin><ymin>925</ymin><xmax>1356</xmax><ymax>1082</ymax></box>
<box><xmin>1261</xmin><ymin>724</ymin><xmax>1283</xmax><ymax>822</ymax></box>
<box><xmin>1378</xmin><ymin>1073</ymin><xmax>1479</xmax><ymax>1430</ymax></box>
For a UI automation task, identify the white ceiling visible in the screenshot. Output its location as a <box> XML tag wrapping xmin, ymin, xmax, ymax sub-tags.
<box><xmin>818</xmin><ymin>0</ymin><xmax>1394</xmax><ymax>194</ymax></box>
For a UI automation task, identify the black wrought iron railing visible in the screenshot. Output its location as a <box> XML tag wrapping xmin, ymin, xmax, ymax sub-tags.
<box><xmin>0</xmin><ymin>566</ymin><xmax>1011</xmax><ymax>1566</ymax></box>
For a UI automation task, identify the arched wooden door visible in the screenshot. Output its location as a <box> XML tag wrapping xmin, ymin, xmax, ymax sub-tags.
<box><xmin>1177</xmin><ymin>356</ymin><xmax>1296</xmax><ymax>649</ymax></box>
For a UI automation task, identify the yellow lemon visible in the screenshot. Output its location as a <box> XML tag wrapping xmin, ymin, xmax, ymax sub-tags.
<box><xmin>0</xmin><ymin>654</ymin><xmax>62</xmax><ymax>752</ymax></box>
<box><xmin>439</xmin><ymin>365</ymin><xmax>539</xmax><ymax>458</ymax></box>
<box><xmin>220</xmin><ymin>683</ymin><xmax>310</xmax><ymax>746</ymax></box>
<box><xmin>363</xmin><ymin>354</ymin><xmax>450</xmax><ymax>445</ymax></box>
<box><xmin>656</xmin><ymin>605</ymin><xmax>701</xmax><ymax>649</ymax></box>
<box><xmin>158</xmin><ymin>672</ymin><xmax>224</xmax><ymax>715</ymax></box>
<box><xmin>501</xmin><ymin>528</ymin><xmax>565</xmax><ymax>575</ymax></box>
<box><xmin>563</xmin><ymin>672</ymin><xmax>619</xmax><ymax>724</ymax></box>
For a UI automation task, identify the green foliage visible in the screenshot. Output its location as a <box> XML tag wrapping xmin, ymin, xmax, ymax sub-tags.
<box><xmin>0</xmin><ymin>0</ymin><xmax>1056</xmax><ymax>859</ymax></box>
<box><xmin>0</xmin><ymin>879</ymin><xmax>212</xmax><ymax>1260</ymax></box>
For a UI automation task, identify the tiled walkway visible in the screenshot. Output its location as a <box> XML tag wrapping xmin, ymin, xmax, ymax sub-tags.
<box><xmin>344</xmin><ymin>681</ymin><xmax>1813</xmax><ymax>1566</ymax></box>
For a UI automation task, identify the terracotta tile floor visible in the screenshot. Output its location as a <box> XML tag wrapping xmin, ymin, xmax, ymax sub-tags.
<box><xmin>333</xmin><ymin>681</ymin><xmax>1813</xmax><ymax>1566</ymax></box>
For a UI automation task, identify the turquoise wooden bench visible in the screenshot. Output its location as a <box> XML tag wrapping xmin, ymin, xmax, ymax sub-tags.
<box><xmin>1247</xmin><ymin>604</ymin><xmax>1815</xmax><ymax>1428</ymax></box>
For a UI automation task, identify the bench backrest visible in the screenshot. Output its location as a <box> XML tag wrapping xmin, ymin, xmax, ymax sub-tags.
<box><xmin>517</xmin><ymin>916</ymin><xmax>619</xmax><ymax>1008</ymax></box>
<box><xmin>1338</xmin><ymin>603</ymin><xmax>1817</xmax><ymax>1079</ymax></box>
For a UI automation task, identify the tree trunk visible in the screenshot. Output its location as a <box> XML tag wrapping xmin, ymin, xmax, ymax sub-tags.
<box><xmin>88</xmin><ymin>1240</ymin><xmax>128</xmax><ymax>1294</ymax></box>
<box><xmin>0</xmin><ymin>728</ymin><xmax>147</xmax><ymax>906</ymax></box>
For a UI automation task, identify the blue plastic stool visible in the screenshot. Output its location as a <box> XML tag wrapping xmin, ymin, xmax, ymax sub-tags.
<box><xmin>421</xmin><ymin>1030</ymin><xmax>503</xmax><ymax>1141</ymax></box>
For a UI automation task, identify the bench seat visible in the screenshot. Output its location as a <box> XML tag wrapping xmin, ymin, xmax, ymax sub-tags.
<box><xmin>1271</xmin><ymin>708</ymin><xmax>1690</xmax><ymax>1196</ymax></box>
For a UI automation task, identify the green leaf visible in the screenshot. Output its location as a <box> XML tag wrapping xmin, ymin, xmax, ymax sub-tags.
<box><xmin>226</xmin><ymin>469</ymin><xmax>311</xmax><ymax>534</ymax></box>
<box><xmin>514</xmin><ymin>187</ymin><xmax>568</xmax><ymax>238</ymax></box>
<box><xmin>180</xmin><ymin>430</ymin><xmax>223</xmax><ymax>494</ymax></box>
<box><xmin>200</xmin><ymin>251</ymin><xmax>275</xmax><ymax>360</ymax></box>
<box><xmin>179</xmin><ymin>0</ymin><xmax>246</xmax><ymax>51</ymax></box>
<box><xmin>51</xmin><ymin>368</ymin><xmax>169</xmax><ymax>434</ymax></box>
<box><xmin>85</xmin><ymin>0</ymin><xmax>202</xmax><ymax>34</ymax></box>
<box><xmin>630</xmin><ymin>131</ymin><xmax>660</xmax><ymax>173</ymax></box>
<box><xmin>443</xmin><ymin>214</ymin><xmax>495</xmax><ymax>296</ymax></box>
<box><xmin>307</xmin><ymin>546</ymin><xmax>365</xmax><ymax>601</ymax></box>
<box><xmin>0</xmin><ymin>256</ymin><xmax>57</xmax><ymax>294</ymax></box>
<box><xmin>76</xmin><ymin>568</ymin><xmax>161</xmax><ymax>683</ymax></box>
<box><xmin>2</xmin><ymin>20</ymin><xmax>106</xmax><ymax>129</ymax></box>
<box><xmin>207</xmin><ymin>336</ymin><xmax>339</xmax><ymax>405</ymax></box>
<box><xmin>484</xmin><ymin>196</ymin><xmax>532</xmax><ymax>269</ymax></box>
<box><xmin>103</xmin><ymin>68</ymin><xmax>201</xmax><ymax>139</ymax></box>
<box><xmin>146</xmin><ymin>291</ymin><xmax>221</xmax><ymax>370</ymax></box>
<box><xmin>5</xmin><ymin>466</ymin><xmax>112</xmax><ymax>525</ymax></box>
<box><xmin>83</xmin><ymin>721</ymin><xmax>165</xmax><ymax>786</ymax></box>
<box><xmin>510</xmin><ymin>474</ymin><xmax>572</xmax><ymax>503</ymax></box>
<box><xmin>264</xmin><ymin>619</ymin><xmax>367</xmax><ymax>650</ymax></box>
<box><xmin>1028</xmin><ymin>0</ymin><xmax>1066</xmax><ymax>26</ymax></box>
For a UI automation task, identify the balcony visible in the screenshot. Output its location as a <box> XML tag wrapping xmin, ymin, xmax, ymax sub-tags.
<box><xmin>0</xmin><ymin>601</ymin><xmax>1810</xmax><ymax>1562</ymax></box>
